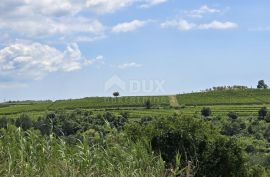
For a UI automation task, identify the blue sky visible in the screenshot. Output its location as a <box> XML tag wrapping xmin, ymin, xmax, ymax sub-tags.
<box><xmin>0</xmin><ymin>0</ymin><xmax>270</xmax><ymax>101</ymax></box>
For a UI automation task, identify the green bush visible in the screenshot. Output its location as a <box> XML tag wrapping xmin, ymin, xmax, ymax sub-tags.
<box><xmin>15</xmin><ymin>114</ymin><xmax>33</xmax><ymax>131</ymax></box>
<box><xmin>126</xmin><ymin>115</ymin><xmax>249</xmax><ymax>177</ymax></box>
<box><xmin>228</xmin><ymin>112</ymin><xmax>238</xmax><ymax>120</ymax></box>
<box><xmin>201</xmin><ymin>107</ymin><xmax>212</xmax><ymax>117</ymax></box>
<box><xmin>0</xmin><ymin>116</ymin><xmax>8</xmax><ymax>129</ymax></box>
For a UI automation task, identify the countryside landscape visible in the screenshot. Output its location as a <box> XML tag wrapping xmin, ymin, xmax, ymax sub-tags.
<box><xmin>2</xmin><ymin>82</ymin><xmax>270</xmax><ymax>176</ymax></box>
<box><xmin>1</xmin><ymin>0</ymin><xmax>270</xmax><ymax>177</ymax></box>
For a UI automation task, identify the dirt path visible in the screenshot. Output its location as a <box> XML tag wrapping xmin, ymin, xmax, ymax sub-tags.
<box><xmin>169</xmin><ymin>95</ymin><xmax>180</xmax><ymax>108</ymax></box>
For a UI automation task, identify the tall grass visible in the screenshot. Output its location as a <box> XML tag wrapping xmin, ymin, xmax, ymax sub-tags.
<box><xmin>0</xmin><ymin>125</ymin><xmax>186</xmax><ymax>177</ymax></box>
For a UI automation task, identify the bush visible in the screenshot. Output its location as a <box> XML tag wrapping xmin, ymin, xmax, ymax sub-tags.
<box><xmin>228</xmin><ymin>112</ymin><xmax>238</xmax><ymax>120</ymax></box>
<box><xmin>15</xmin><ymin>114</ymin><xmax>33</xmax><ymax>131</ymax></box>
<box><xmin>144</xmin><ymin>99</ymin><xmax>152</xmax><ymax>109</ymax></box>
<box><xmin>201</xmin><ymin>107</ymin><xmax>212</xmax><ymax>117</ymax></box>
<box><xmin>258</xmin><ymin>107</ymin><xmax>268</xmax><ymax>120</ymax></box>
<box><xmin>0</xmin><ymin>117</ymin><xmax>8</xmax><ymax>129</ymax></box>
<box><xmin>127</xmin><ymin>115</ymin><xmax>249</xmax><ymax>177</ymax></box>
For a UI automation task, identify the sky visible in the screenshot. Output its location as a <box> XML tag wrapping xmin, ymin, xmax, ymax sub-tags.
<box><xmin>0</xmin><ymin>0</ymin><xmax>270</xmax><ymax>101</ymax></box>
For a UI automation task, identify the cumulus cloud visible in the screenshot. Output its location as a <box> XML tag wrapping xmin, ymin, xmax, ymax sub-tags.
<box><xmin>161</xmin><ymin>20</ymin><xmax>238</xmax><ymax>31</ymax></box>
<box><xmin>0</xmin><ymin>0</ymin><xmax>105</xmax><ymax>43</ymax></box>
<box><xmin>0</xmin><ymin>42</ymin><xmax>97</xmax><ymax>80</ymax></box>
<box><xmin>118</xmin><ymin>62</ymin><xmax>142</xmax><ymax>69</ymax></box>
<box><xmin>112</xmin><ymin>20</ymin><xmax>147</xmax><ymax>33</ymax></box>
<box><xmin>186</xmin><ymin>5</ymin><xmax>221</xmax><ymax>18</ymax></box>
<box><xmin>0</xmin><ymin>0</ymin><xmax>166</xmax><ymax>43</ymax></box>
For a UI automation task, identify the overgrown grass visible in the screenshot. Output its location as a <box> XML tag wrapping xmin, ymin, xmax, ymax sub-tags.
<box><xmin>0</xmin><ymin>125</ymin><xmax>183</xmax><ymax>177</ymax></box>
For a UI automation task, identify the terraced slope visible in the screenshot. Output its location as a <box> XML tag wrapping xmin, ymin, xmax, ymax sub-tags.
<box><xmin>176</xmin><ymin>89</ymin><xmax>270</xmax><ymax>106</ymax></box>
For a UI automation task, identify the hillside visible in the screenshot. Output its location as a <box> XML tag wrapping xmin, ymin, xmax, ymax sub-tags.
<box><xmin>176</xmin><ymin>89</ymin><xmax>270</xmax><ymax>106</ymax></box>
<box><xmin>0</xmin><ymin>89</ymin><xmax>270</xmax><ymax>118</ymax></box>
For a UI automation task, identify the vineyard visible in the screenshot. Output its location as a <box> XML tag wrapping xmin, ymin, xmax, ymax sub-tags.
<box><xmin>1</xmin><ymin>89</ymin><xmax>270</xmax><ymax>119</ymax></box>
<box><xmin>176</xmin><ymin>89</ymin><xmax>270</xmax><ymax>106</ymax></box>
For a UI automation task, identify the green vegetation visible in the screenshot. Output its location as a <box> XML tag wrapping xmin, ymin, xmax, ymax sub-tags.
<box><xmin>2</xmin><ymin>84</ymin><xmax>270</xmax><ymax>176</ymax></box>
<box><xmin>177</xmin><ymin>89</ymin><xmax>270</xmax><ymax>106</ymax></box>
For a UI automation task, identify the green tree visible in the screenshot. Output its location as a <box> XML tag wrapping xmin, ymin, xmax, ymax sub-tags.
<box><xmin>257</xmin><ymin>80</ymin><xmax>268</xmax><ymax>89</ymax></box>
<box><xmin>113</xmin><ymin>92</ymin><xmax>120</xmax><ymax>98</ymax></box>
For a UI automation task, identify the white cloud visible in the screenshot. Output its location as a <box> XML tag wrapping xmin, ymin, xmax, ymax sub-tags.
<box><xmin>0</xmin><ymin>0</ymin><xmax>81</xmax><ymax>18</ymax></box>
<box><xmin>198</xmin><ymin>21</ymin><xmax>238</xmax><ymax>30</ymax></box>
<box><xmin>186</xmin><ymin>5</ymin><xmax>221</xmax><ymax>18</ymax></box>
<box><xmin>112</xmin><ymin>20</ymin><xmax>147</xmax><ymax>33</ymax></box>
<box><xmin>0</xmin><ymin>0</ymin><xmax>165</xmax><ymax>43</ymax></box>
<box><xmin>161</xmin><ymin>20</ymin><xmax>238</xmax><ymax>31</ymax></box>
<box><xmin>161</xmin><ymin>20</ymin><xmax>195</xmax><ymax>31</ymax></box>
<box><xmin>0</xmin><ymin>17</ymin><xmax>105</xmax><ymax>37</ymax></box>
<box><xmin>140</xmin><ymin>0</ymin><xmax>167</xmax><ymax>8</ymax></box>
<box><xmin>118</xmin><ymin>62</ymin><xmax>142</xmax><ymax>69</ymax></box>
<box><xmin>0</xmin><ymin>42</ymin><xmax>97</xmax><ymax>80</ymax></box>
<box><xmin>0</xmin><ymin>0</ymin><xmax>105</xmax><ymax>43</ymax></box>
<box><xmin>85</xmin><ymin>0</ymin><xmax>134</xmax><ymax>14</ymax></box>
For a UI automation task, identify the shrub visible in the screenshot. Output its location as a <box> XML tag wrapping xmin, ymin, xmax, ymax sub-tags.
<box><xmin>127</xmin><ymin>115</ymin><xmax>248</xmax><ymax>177</ymax></box>
<box><xmin>0</xmin><ymin>117</ymin><xmax>8</xmax><ymax>129</ymax></box>
<box><xmin>228</xmin><ymin>112</ymin><xmax>238</xmax><ymax>120</ymax></box>
<box><xmin>144</xmin><ymin>99</ymin><xmax>152</xmax><ymax>109</ymax></box>
<box><xmin>15</xmin><ymin>114</ymin><xmax>33</xmax><ymax>131</ymax></box>
<box><xmin>201</xmin><ymin>107</ymin><xmax>212</xmax><ymax>117</ymax></box>
<box><xmin>258</xmin><ymin>107</ymin><xmax>268</xmax><ymax>120</ymax></box>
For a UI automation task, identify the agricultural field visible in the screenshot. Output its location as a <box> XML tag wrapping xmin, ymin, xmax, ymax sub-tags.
<box><xmin>0</xmin><ymin>96</ymin><xmax>170</xmax><ymax>117</ymax></box>
<box><xmin>176</xmin><ymin>89</ymin><xmax>270</xmax><ymax>106</ymax></box>
<box><xmin>1</xmin><ymin>90</ymin><xmax>270</xmax><ymax>120</ymax></box>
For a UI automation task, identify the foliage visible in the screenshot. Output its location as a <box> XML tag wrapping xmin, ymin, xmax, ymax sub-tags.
<box><xmin>144</xmin><ymin>99</ymin><xmax>152</xmax><ymax>109</ymax></box>
<box><xmin>0</xmin><ymin>117</ymin><xmax>8</xmax><ymax>129</ymax></box>
<box><xmin>15</xmin><ymin>114</ymin><xmax>33</xmax><ymax>131</ymax></box>
<box><xmin>0</xmin><ymin>126</ymin><xmax>171</xmax><ymax>177</ymax></box>
<box><xmin>228</xmin><ymin>111</ymin><xmax>238</xmax><ymax>120</ymax></box>
<box><xmin>257</xmin><ymin>80</ymin><xmax>268</xmax><ymax>89</ymax></box>
<box><xmin>126</xmin><ymin>115</ymin><xmax>250</xmax><ymax>177</ymax></box>
<box><xmin>258</xmin><ymin>107</ymin><xmax>268</xmax><ymax>120</ymax></box>
<box><xmin>201</xmin><ymin>107</ymin><xmax>212</xmax><ymax>117</ymax></box>
<box><xmin>113</xmin><ymin>91</ymin><xmax>120</xmax><ymax>97</ymax></box>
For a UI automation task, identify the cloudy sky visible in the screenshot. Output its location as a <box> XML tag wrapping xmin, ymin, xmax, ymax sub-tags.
<box><xmin>0</xmin><ymin>0</ymin><xmax>270</xmax><ymax>101</ymax></box>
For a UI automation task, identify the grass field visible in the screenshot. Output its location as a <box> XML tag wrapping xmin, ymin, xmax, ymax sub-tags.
<box><xmin>1</xmin><ymin>89</ymin><xmax>269</xmax><ymax>119</ymax></box>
